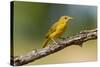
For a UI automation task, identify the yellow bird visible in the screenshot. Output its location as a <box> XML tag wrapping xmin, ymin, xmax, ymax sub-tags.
<box><xmin>42</xmin><ymin>16</ymin><xmax>72</xmax><ymax>48</ymax></box>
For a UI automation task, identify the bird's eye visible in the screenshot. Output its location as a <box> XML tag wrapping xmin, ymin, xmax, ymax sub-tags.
<box><xmin>64</xmin><ymin>17</ymin><xmax>67</xmax><ymax>19</ymax></box>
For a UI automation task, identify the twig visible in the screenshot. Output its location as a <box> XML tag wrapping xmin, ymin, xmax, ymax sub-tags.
<box><xmin>11</xmin><ymin>28</ymin><xmax>97</xmax><ymax>66</ymax></box>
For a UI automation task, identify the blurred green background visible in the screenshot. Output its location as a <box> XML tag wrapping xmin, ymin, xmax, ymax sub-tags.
<box><xmin>13</xmin><ymin>1</ymin><xmax>97</xmax><ymax>65</ymax></box>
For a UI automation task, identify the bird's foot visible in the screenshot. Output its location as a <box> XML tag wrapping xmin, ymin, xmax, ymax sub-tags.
<box><xmin>52</xmin><ymin>39</ymin><xmax>58</xmax><ymax>45</ymax></box>
<box><xmin>54</xmin><ymin>41</ymin><xmax>58</xmax><ymax>45</ymax></box>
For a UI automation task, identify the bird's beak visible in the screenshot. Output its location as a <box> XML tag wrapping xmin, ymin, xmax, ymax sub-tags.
<box><xmin>69</xmin><ymin>17</ymin><xmax>72</xmax><ymax>20</ymax></box>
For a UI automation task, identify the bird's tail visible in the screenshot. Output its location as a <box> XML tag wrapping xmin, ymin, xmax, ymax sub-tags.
<box><xmin>42</xmin><ymin>38</ymin><xmax>50</xmax><ymax>48</ymax></box>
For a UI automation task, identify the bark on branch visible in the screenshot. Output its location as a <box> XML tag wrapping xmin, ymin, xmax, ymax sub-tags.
<box><xmin>11</xmin><ymin>28</ymin><xmax>97</xmax><ymax>66</ymax></box>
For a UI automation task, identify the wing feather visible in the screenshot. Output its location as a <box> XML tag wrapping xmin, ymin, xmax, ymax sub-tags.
<box><xmin>45</xmin><ymin>21</ymin><xmax>59</xmax><ymax>38</ymax></box>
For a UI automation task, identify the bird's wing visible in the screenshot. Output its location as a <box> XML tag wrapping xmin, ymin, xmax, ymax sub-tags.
<box><xmin>45</xmin><ymin>21</ymin><xmax>59</xmax><ymax>38</ymax></box>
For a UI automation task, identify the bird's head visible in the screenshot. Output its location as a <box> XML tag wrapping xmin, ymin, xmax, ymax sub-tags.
<box><xmin>59</xmin><ymin>16</ymin><xmax>72</xmax><ymax>22</ymax></box>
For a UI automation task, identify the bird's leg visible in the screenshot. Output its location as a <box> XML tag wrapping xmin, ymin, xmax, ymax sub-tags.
<box><xmin>51</xmin><ymin>39</ymin><xmax>58</xmax><ymax>45</ymax></box>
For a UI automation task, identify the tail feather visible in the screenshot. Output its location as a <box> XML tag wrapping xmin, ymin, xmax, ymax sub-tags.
<box><xmin>42</xmin><ymin>38</ymin><xmax>50</xmax><ymax>48</ymax></box>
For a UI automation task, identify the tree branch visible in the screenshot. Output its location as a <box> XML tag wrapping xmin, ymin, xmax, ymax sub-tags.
<box><xmin>11</xmin><ymin>28</ymin><xmax>97</xmax><ymax>66</ymax></box>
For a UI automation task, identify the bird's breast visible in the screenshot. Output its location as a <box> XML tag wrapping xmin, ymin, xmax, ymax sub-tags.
<box><xmin>56</xmin><ymin>23</ymin><xmax>67</xmax><ymax>35</ymax></box>
<box><xmin>49</xmin><ymin>22</ymin><xmax>67</xmax><ymax>38</ymax></box>
<box><xmin>57</xmin><ymin>23</ymin><xmax>67</xmax><ymax>31</ymax></box>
